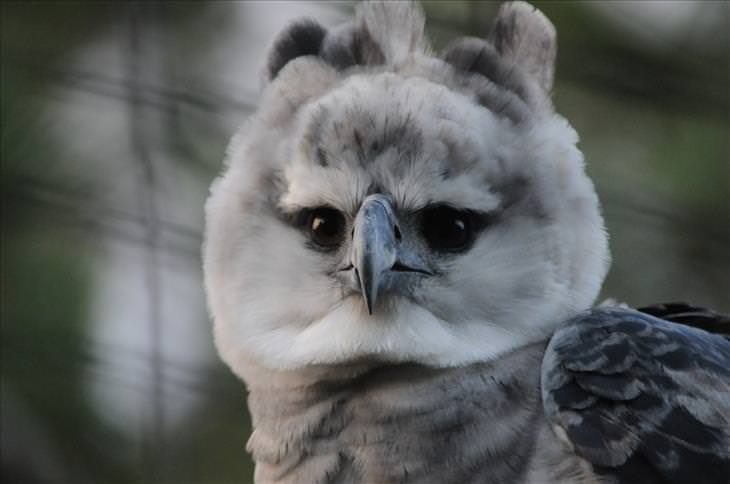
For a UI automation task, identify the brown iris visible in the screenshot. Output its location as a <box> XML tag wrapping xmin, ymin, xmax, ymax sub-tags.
<box><xmin>308</xmin><ymin>207</ymin><xmax>346</xmax><ymax>248</ymax></box>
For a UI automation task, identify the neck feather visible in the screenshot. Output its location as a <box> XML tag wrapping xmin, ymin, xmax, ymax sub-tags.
<box><xmin>244</xmin><ymin>342</ymin><xmax>548</xmax><ymax>483</ymax></box>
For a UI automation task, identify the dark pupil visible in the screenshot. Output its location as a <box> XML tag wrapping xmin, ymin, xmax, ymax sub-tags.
<box><xmin>422</xmin><ymin>206</ymin><xmax>472</xmax><ymax>251</ymax></box>
<box><xmin>309</xmin><ymin>208</ymin><xmax>344</xmax><ymax>248</ymax></box>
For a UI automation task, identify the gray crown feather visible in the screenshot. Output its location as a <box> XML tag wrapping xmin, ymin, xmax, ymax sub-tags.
<box><xmin>264</xmin><ymin>1</ymin><xmax>557</xmax><ymax>118</ymax></box>
<box><xmin>356</xmin><ymin>0</ymin><xmax>427</xmax><ymax>65</ymax></box>
<box><xmin>488</xmin><ymin>1</ymin><xmax>557</xmax><ymax>92</ymax></box>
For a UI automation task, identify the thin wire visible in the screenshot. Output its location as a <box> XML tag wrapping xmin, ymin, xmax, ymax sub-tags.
<box><xmin>13</xmin><ymin>177</ymin><xmax>202</xmax><ymax>243</ymax></box>
<box><xmin>3</xmin><ymin>339</ymin><xmax>242</xmax><ymax>404</ymax></box>
<box><xmin>4</xmin><ymin>57</ymin><xmax>257</xmax><ymax>116</ymax></box>
<box><xmin>127</xmin><ymin>3</ymin><xmax>164</xmax><ymax>473</ymax></box>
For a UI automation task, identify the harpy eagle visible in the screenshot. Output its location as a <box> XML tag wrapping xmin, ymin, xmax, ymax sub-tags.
<box><xmin>203</xmin><ymin>2</ymin><xmax>730</xmax><ymax>482</ymax></box>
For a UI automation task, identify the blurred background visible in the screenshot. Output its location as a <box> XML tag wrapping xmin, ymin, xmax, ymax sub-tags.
<box><xmin>1</xmin><ymin>1</ymin><xmax>728</xmax><ymax>483</ymax></box>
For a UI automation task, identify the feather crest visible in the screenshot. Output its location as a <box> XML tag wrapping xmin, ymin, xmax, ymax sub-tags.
<box><xmin>357</xmin><ymin>0</ymin><xmax>427</xmax><ymax>65</ymax></box>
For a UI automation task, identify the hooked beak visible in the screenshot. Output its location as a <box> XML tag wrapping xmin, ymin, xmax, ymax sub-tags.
<box><xmin>351</xmin><ymin>194</ymin><xmax>431</xmax><ymax>314</ymax></box>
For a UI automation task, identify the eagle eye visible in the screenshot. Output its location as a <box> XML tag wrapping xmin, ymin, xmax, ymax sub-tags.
<box><xmin>420</xmin><ymin>206</ymin><xmax>476</xmax><ymax>252</ymax></box>
<box><xmin>307</xmin><ymin>207</ymin><xmax>346</xmax><ymax>249</ymax></box>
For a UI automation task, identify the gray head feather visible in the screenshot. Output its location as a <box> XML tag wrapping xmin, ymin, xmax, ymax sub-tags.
<box><xmin>357</xmin><ymin>0</ymin><xmax>427</xmax><ymax>65</ymax></box>
<box><xmin>488</xmin><ymin>1</ymin><xmax>557</xmax><ymax>92</ymax></box>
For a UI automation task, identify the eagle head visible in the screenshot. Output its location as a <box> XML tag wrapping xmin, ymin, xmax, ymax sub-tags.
<box><xmin>203</xmin><ymin>1</ymin><xmax>610</xmax><ymax>378</ymax></box>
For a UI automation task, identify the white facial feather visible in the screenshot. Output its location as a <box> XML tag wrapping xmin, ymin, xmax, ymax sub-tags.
<box><xmin>203</xmin><ymin>1</ymin><xmax>610</xmax><ymax>377</ymax></box>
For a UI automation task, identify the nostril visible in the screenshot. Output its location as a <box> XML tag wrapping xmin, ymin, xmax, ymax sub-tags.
<box><xmin>393</xmin><ymin>225</ymin><xmax>402</xmax><ymax>242</ymax></box>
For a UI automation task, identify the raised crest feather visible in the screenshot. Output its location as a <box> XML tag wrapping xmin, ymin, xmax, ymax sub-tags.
<box><xmin>266</xmin><ymin>19</ymin><xmax>326</xmax><ymax>81</ymax></box>
<box><xmin>488</xmin><ymin>1</ymin><xmax>557</xmax><ymax>92</ymax></box>
<box><xmin>357</xmin><ymin>0</ymin><xmax>428</xmax><ymax>65</ymax></box>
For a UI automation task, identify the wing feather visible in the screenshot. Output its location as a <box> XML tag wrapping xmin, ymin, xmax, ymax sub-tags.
<box><xmin>542</xmin><ymin>306</ymin><xmax>730</xmax><ymax>483</ymax></box>
<box><xmin>638</xmin><ymin>302</ymin><xmax>730</xmax><ymax>340</ymax></box>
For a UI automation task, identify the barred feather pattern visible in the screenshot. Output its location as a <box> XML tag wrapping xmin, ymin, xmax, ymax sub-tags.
<box><xmin>543</xmin><ymin>307</ymin><xmax>730</xmax><ymax>484</ymax></box>
<box><xmin>245</xmin><ymin>342</ymin><xmax>597</xmax><ymax>484</ymax></box>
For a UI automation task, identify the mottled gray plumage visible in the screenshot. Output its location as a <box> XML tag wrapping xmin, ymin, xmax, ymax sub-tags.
<box><xmin>203</xmin><ymin>2</ymin><xmax>730</xmax><ymax>483</ymax></box>
<box><xmin>242</xmin><ymin>306</ymin><xmax>730</xmax><ymax>483</ymax></box>
<box><xmin>543</xmin><ymin>306</ymin><xmax>730</xmax><ymax>484</ymax></box>
<box><xmin>245</xmin><ymin>342</ymin><xmax>593</xmax><ymax>484</ymax></box>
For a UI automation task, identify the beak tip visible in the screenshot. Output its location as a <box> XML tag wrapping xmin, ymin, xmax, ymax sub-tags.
<box><xmin>356</xmin><ymin>268</ymin><xmax>375</xmax><ymax>316</ymax></box>
<box><xmin>364</xmin><ymin>293</ymin><xmax>375</xmax><ymax>316</ymax></box>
